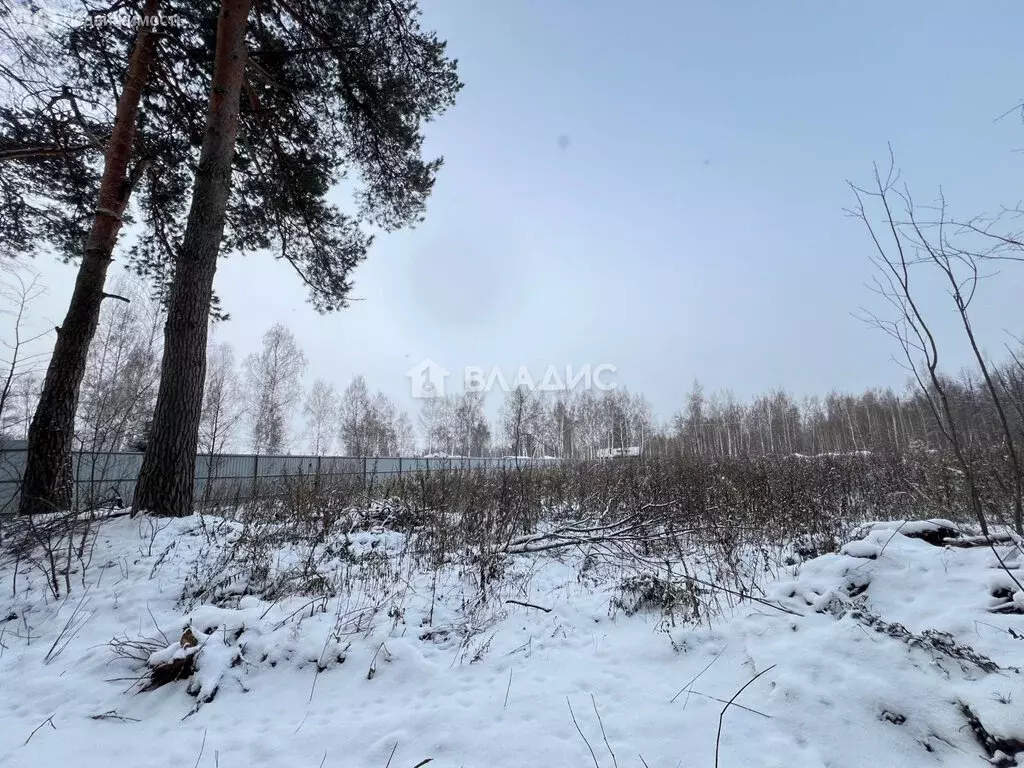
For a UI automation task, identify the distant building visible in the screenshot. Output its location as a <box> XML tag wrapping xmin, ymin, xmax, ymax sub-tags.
<box><xmin>596</xmin><ymin>446</ymin><xmax>640</xmax><ymax>459</ymax></box>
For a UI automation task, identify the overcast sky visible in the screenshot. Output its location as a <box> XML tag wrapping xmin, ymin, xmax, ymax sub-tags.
<box><xmin>23</xmin><ymin>0</ymin><xmax>1024</xmax><ymax>425</ymax></box>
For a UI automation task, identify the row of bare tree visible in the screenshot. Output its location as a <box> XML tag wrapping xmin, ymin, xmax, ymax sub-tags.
<box><xmin>0</xmin><ymin>286</ymin><xmax>422</xmax><ymax>458</ymax></box>
<box><xmin>6</xmin><ymin>275</ymin><xmax>1024</xmax><ymax>468</ymax></box>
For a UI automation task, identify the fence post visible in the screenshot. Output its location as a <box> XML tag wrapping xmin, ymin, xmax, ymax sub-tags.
<box><xmin>398</xmin><ymin>457</ymin><xmax>403</xmax><ymax>477</ymax></box>
<box><xmin>252</xmin><ymin>454</ymin><xmax>259</xmax><ymax>498</ymax></box>
<box><xmin>363</xmin><ymin>456</ymin><xmax>368</xmax><ymax>489</ymax></box>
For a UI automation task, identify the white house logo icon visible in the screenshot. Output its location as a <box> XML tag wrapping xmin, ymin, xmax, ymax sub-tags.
<box><xmin>405</xmin><ymin>358</ymin><xmax>449</xmax><ymax>399</ymax></box>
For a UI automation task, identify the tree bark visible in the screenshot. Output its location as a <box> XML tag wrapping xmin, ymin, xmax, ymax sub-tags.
<box><xmin>19</xmin><ymin>0</ymin><xmax>161</xmax><ymax>515</ymax></box>
<box><xmin>133</xmin><ymin>0</ymin><xmax>252</xmax><ymax>516</ymax></box>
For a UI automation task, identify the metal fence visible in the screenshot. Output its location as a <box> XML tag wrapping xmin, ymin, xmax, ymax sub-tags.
<box><xmin>0</xmin><ymin>449</ymin><xmax>560</xmax><ymax>514</ymax></box>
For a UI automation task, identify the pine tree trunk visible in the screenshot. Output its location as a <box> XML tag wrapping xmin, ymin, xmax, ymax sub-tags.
<box><xmin>133</xmin><ymin>0</ymin><xmax>252</xmax><ymax>517</ymax></box>
<box><xmin>19</xmin><ymin>0</ymin><xmax>160</xmax><ymax>515</ymax></box>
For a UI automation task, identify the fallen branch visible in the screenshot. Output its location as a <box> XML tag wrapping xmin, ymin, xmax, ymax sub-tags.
<box><xmin>591</xmin><ymin>694</ymin><xmax>619</xmax><ymax>768</ymax></box>
<box><xmin>505</xmin><ymin>599</ymin><xmax>552</xmax><ymax>613</ymax></box>
<box><xmin>687</xmin><ymin>689</ymin><xmax>770</xmax><ymax>718</ymax></box>
<box><xmin>23</xmin><ymin>714</ymin><xmax>55</xmax><ymax>746</ymax></box>
<box><xmin>495</xmin><ymin>513</ymin><xmax>685</xmax><ymax>557</ymax></box>
<box><xmin>714</xmin><ymin>665</ymin><xmax>776</xmax><ymax>768</ymax></box>
<box><xmin>687</xmin><ymin>576</ymin><xmax>803</xmax><ymax>617</ymax></box>
<box><xmin>90</xmin><ymin>710</ymin><xmax>140</xmax><ymax>723</ymax></box>
<box><xmin>192</xmin><ymin>729</ymin><xmax>207</xmax><ymax>768</ymax></box>
<box><xmin>671</xmin><ymin>645</ymin><xmax>727</xmax><ymax>703</ymax></box>
<box><xmin>567</xmin><ymin>697</ymin><xmax>601</xmax><ymax>768</ymax></box>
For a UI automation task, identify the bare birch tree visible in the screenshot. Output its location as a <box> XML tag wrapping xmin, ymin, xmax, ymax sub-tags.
<box><xmin>199</xmin><ymin>341</ymin><xmax>245</xmax><ymax>456</ymax></box>
<box><xmin>338</xmin><ymin>376</ymin><xmax>400</xmax><ymax>456</ymax></box>
<box><xmin>501</xmin><ymin>385</ymin><xmax>545</xmax><ymax>458</ymax></box>
<box><xmin>303</xmin><ymin>379</ymin><xmax>336</xmax><ymax>455</ymax></box>
<box><xmin>394</xmin><ymin>410</ymin><xmax>417</xmax><ymax>456</ymax></box>
<box><xmin>76</xmin><ymin>278</ymin><xmax>163</xmax><ymax>453</ymax></box>
<box><xmin>0</xmin><ymin>263</ymin><xmax>47</xmax><ymax>442</ymax></box>
<box><xmin>244</xmin><ymin>324</ymin><xmax>307</xmax><ymax>454</ymax></box>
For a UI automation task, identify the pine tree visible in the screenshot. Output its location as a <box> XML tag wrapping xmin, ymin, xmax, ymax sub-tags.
<box><xmin>133</xmin><ymin>0</ymin><xmax>460</xmax><ymax>514</ymax></box>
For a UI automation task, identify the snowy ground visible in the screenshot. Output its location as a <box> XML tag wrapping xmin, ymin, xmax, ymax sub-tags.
<box><xmin>1</xmin><ymin>514</ymin><xmax>1022</xmax><ymax>768</ymax></box>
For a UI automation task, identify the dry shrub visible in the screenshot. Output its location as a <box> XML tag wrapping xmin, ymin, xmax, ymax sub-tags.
<box><xmin>155</xmin><ymin>448</ymin><xmax>1002</xmax><ymax>630</ymax></box>
<box><xmin>1</xmin><ymin>507</ymin><xmax>107</xmax><ymax>599</ymax></box>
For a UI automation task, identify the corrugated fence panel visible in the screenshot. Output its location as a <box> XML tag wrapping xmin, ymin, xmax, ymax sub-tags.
<box><xmin>366</xmin><ymin>457</ymin><xmax>399</xmax><ymax>476</ymax></box>
<box><xmin>0</xmin><ymin>449</ymin><xmax>563</xmax><ymax>513</ymax></box>
<box><xmin>196</xmin><ymin>454</ymin><xmax>258</xmax><ymax>504</ymax></box>
<box><xmin>71</xmin><ymin>451</ymin><xmax>144</xmax><ymax>508</ymax></box>
<box><xmin>0</xmin><ymin>449</ymin><xmax>26</xmax><ymax>514</ymax></box>
<box><xmin>256</xmin><ymin>455</ymin><xmax>314</xmax><ymax>479</ymax></box>
<box><xmin>318</xmin><ymin>457</ymin><xmax>364</xmax><ymax>477</ymax></box>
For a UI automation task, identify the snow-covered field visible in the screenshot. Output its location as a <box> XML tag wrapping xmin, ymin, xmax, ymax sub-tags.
<box><xmin>1</xmin><ymin>513</ymin><xmax>1022</xmax><ymax>768</ymax></box>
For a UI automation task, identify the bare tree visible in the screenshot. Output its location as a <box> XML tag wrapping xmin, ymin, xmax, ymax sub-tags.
<box><xmin>75</xmin><ymin>278</ymin><xmax>163</xmax><ymax>453</ymax></box>
<box><xmin>198</xmin><ymin>341</ymin><xmax>245</xmax><ymax>456</ymax></box>
<box><xmin>195</xmin><ymin>340</ymin><xmax>245</xmax><ymax>505</ymax></box>
<box><xmin>418</xmin><ymin>394</ymin><xmax>453</xmax><ymax>455</ymax></box>
<box><xmin>339</xmin><ymin>375</ymin><xmax>372</xmax><ymax>456</ymax></box>
<box><xmin>0</xmin><ymin>263</ymin><xmax>47</xmax><ymax>442</ymax></box>
<box><xmin>338</xmin><ymin>376</ymin><xmax>400</xmax><ymax>456</ymax></box>
<box><xmin>501</xmin><ymin>385</ymin><xmax>546</xmax><ymax>458</ymax></box>
<box><xmin>549</xmin><ymin>392</ymin><xmax>576</xmax><ymax>459</ymax></box>
<box><xmin>303</xmin><ymin>379</ymin><xmax>336</xmax><ymax>455</ymax></box>
<box><xmin>394</xmin><ymin>410</ymin><xmax>416</xmax><ymax>455</ymax></box>
<box><xmin>675</xmin><ymin>380</ymin><xmax>706</xmax><ymax>455</ymax></box>
<box><xmin>899</xmin><ymin>192</ymin><xmax>1024</xmax><ymax>536</ymax></box>
<box><xmin>1</xmin><ymin>373</ymin><xmax>40</xmax><ymax>441</ymax></box>
<box><xmin>448</xmin><ymin>392</ymin><xmax>489</xmax><ymax>456</ymax></box>
<box><xmin>576</xmin><ymin>390</ymin><xmax>603</xmax><ymax>459</ymax></box>
<box><xmin>417</xmin><ymin>392</ymin><xmax>488</xmax><ymax>456</ymax></box>
<box><xmin>244</xmin><ymin>324</ymin><xmax>307</xmax><ymax>454</ymax></box>
<box><xmin>849</xmin><ymin>157</ymin><xmax>1017</xmax><ymax>535</ymax></box>
<box><xmin>370</xmin><ymin>392</ymin><xmax>400</xmax><ymax>456</ymax></box>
